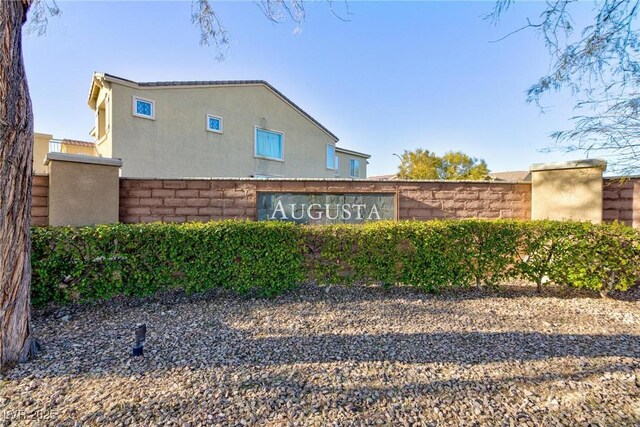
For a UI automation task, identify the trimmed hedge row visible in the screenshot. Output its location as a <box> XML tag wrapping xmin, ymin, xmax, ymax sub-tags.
<box><xmin>31</xmin><ymin>221</ymin><xmax>305</xmax><ymax>306</ymax></box>
<box><xmin>31</xmin><ymin>220</ymin><xmax>640</xmax><ymax>306</ymax></box>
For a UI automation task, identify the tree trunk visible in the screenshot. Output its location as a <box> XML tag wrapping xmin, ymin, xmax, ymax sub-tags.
<box><xmin>0</xmin><ymin>0</ymin><xmax>34</xmax><ymax>368</ymax></box>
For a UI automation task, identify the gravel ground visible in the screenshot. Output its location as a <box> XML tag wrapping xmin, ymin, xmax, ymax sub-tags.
<box><xmin>1</xmin><ymin>283</ymin><xmax>639</xmax><ymax>426</ymax></box>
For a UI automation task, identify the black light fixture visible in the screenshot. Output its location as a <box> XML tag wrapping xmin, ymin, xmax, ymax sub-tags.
<box><xmin>132</xmin><ymin>323</ymin><xmax>146</xmax><ymax>356</ymax></box>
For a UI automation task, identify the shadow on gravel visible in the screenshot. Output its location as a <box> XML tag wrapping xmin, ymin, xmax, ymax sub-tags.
<box><xmin>73</xmin><ymin>360</ymin><xmax>639</xmax><ymax>426</ymax></box>
<box><xmin>11</xmin><ymin>283</ymin><xmax>638</xmax><ymax>383</ymax></box>
<box><xmin>9</xmin><ymin>327</ymin><xmax>639</xmax><ymax>382</ymax></box>
<box><xmin>32</xmin><ymin>282</ymin><xmax>640</xmax><ymax>323</ymax></box>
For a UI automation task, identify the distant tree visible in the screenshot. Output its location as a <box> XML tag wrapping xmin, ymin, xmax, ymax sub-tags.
<box><xmin>0</xmin><ymin>0</ymin><xmax>347</xmax><ymax>368</ymax></box>
<box><xmin>489</xmin><ymin>0</ymin><xmax>640</xmax><ymax>175</ymax></box>
<box><xmin>440</xmin><ymin>151</ymin><xmax>490</xmax><ymax>180</ymax></box>
<box><xmin>397</xmin><ymin>149</ymin><xmax>489</xmax><ymax>180</ymax></box>
<box><xmin>397</xmin><ymin>149</ymin><xmax>442</xmax><ymax>179</ymax></box>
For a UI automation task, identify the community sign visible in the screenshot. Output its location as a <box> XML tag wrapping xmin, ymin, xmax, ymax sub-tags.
<box><xmin>257</xmin><ymin>192</ymin><xmax>396</xmax><ymax>224</ymax></box>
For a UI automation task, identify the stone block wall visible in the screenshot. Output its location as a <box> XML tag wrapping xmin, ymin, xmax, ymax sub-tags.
<box><xmin>30</xmin><ymin>176</ymin><xmax>640</xmax><ymax>227</ymax></box>
<box><xmin>603</xmin><ymin>177</ymin><xmax>640</xmax><ymax>227</ymax></box>
<box><xmin>31</xmin><ymin>174</ymin><xmax>49</xmax><ymax>226</ymax></box>
<box><xmin>118</xmin><ymin>179</ymin><xmax>532</xmax><ymax>223</ymax></box>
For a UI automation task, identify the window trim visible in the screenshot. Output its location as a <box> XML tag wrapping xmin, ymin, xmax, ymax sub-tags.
<box><xmin>206</xmin><ymin>114</ymin><xmax>223</xmax><ymax>133</ymax></box>
<box><xmin>335</xmin><ymin>155</ymin><xmax>340</xmax><ymax>176</ymax></box>
<box><xmin>254</xmin><ymin>126</ymin><xmax>285</xmax><ymax>162</ymax></box>
<box><xmin>132</xmin><ymin>96</ymin><xmax>155</xmax><ymax>120</ymax></box>
<box><xmin>350</xmin><ymin>159</ymin><xmax>360</xmax><ymax>178</ymax></box>
<box><xmin>326</xmin><ymin>144</ymin><xmax>336</xmax><ymax>170</ymax></box>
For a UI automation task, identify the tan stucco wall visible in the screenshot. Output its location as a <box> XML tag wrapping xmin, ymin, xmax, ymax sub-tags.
<box><xmin>47</xmin><ymin>154</ymin><xmax>122</xmax><ymax>226</ymax></box>
<box><xmin>336</xmin><ymin>151</ymin><xmax>368</xmax><ymax>178</ymax></box>
<box><xmin>106</xmin><ymin>82</ymin><xmax>340</xmax><ymax>178</ymax></box>
<box><xmin>33</xmin><ymin>133</ymin><xmax>52</xmax><ymax>174</ymax></box>
<box><xmin>61</xmin><ymin>144</ymin><xmax>97</xmax><ymax>156</ymax></box>
<box><xmin>531</xmin><ymin>160</ymin><xmax>605</xmax><ymax>223</ymax></box>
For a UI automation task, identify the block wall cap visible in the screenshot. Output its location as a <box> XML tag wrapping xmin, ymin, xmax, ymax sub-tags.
<box><xmin>119</xmin><ymin>177</ymin><xmax>530</xmax><ymax>184</ymax></box>
<box><xmin>45</xmin><ymin>153</ymin><xmax>123</xmax><ymax>168</ymax></box>
<box><xmin>529</xmin><ymin>159</ymin><xmax>607</xmax><ymax>172</ymax></box>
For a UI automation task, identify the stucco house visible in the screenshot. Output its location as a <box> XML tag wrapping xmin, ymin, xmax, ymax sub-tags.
<box><xmin>86</xmin><ymin>72</ymin><xmax>370</xmax><ymax>179</ymax></box>
<box><xmin>33</xmin><ymin>133</ymin><xmax>97</xmax><ymax>174</ymax></box>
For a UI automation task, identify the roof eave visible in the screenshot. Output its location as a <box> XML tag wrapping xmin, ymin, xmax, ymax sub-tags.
<box><xmin>335</xmin><ymin>146</ymin><xmax>371</xmax><ymax>159</ymax></box>
<box><xmin>96</xmin><ymin>73</ymin><xmax>340</xmax><ymax>142</ymax></box>
<box><xmin>87</xmin><ymin>72</ymin><xmax>106</xmax><ymax>110</ymax></box>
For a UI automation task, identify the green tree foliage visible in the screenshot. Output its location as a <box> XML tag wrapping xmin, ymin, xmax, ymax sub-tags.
<box><xmin>396</xmin><ymin>149</ymin><xmax>489</xmax><ymax>180</ymax></box>
<box><xmin>396</xmin><ymin>149</ymin><xmax>442</xmax><ymax>179</ymax></box>
<box><xmin>440</xmin><ymin>151</ymin><xmax>490</xmax><ymax>180</ymax></box>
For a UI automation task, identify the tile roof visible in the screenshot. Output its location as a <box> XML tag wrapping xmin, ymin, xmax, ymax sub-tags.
<box><xmin>368</xmin><ymin>174</ymin><xmax>398</xmax><ymax>181</ymax></box>
<box><xmin>487</xmin><ymin>170</ymin><xmax>531</xmax><ymax>182</ymax></box>
<box><xmin>61</xmin><ymin>139</ymin><xmax>96</xmax><ymax>147</ymax></box>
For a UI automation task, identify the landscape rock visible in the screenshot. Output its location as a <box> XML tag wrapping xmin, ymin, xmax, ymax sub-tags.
<box><xmin>1</xmin><ymin>282</ymin><xmax>639</xmax><ymax>425</ymax></box>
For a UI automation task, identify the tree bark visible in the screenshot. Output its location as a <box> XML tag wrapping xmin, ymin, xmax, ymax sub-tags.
<box><xmin>0</xmin><ymin>0</ymin><xmax>34</xmax><ymax>368</ymax></box>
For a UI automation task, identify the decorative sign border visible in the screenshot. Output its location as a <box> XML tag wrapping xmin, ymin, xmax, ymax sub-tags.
<box><xmin>257</xmin><ymin>192</ymin><xmax>397</xmax><ymax>224</ymax></box>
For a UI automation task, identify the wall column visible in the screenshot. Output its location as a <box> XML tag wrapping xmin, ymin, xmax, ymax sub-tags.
<box><xmin>633</xmin><ymin>181</ymin><xmax>640</xmax><ymax>229</ymax></box>
<box><xmin>530</xmin><ymin>159</ymin><xmax>607</xmax><ymax>223</ymax></box>
<box><xmin>45</xmin><ymin>153</ymin><xmax>122</xmax><ymax>226</ymax></box>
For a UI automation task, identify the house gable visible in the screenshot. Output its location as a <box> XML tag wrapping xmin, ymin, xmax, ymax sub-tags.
<box><xmin>88</xmin><ymin>73</ymin><xmax>339</xmax><ymax>142</ymax></box>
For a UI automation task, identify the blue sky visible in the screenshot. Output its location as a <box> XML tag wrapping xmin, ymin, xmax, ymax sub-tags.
<box><xmin>24</xmin><ymin>1</ymin><xmax>590</xmax><ymax>176</ymax></box>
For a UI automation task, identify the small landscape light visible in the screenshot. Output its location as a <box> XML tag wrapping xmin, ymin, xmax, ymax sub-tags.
<box><xmin>132</xmin><ymin>323</ymin><xmax>146</xmax><ymax>357</ymax></box>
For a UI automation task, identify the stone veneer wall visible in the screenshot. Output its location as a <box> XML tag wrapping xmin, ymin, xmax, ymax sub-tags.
<box><xmin>118</xmin><ymin>179</ymin><xmax>532</xmax><ymax>223</ymax></box>
<box><xmin>603</xmin><ymin>177</ymin><xmax>640</xmax><ymax>227</ymax></box>
<box><xmin>31</xmin><ymin>174</ymin><xmax>49</xmax><ymax>226</ymax></box>
<box><xmin>28</xmin><ymin>176</ymin><xmax>640</xmax><ymax>227</ymax></box>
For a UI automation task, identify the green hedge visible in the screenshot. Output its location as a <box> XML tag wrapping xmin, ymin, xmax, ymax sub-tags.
<box><xmin>31</xmin><ymin>219</ymin><xmax>640</xmax><ymax>306</ymax></box>
<box><xmin>31</xmin><ymin>221</ymin><xmax>305</xmax><ymax>306</ymax></box>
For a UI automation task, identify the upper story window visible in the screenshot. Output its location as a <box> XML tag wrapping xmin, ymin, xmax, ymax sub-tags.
<box><xmin>97</xmin><ymin>101</ymin><xmax>107</xmax><ymax>139</ymax></box>
<box><xmin>335</xmin><ymin>156</ymin><xmax>340</xmax><ymax>176</ymax></box>
<box><xmin>350</xmin><ymin>159</ymin><xmax>361</xmax><ymax>178</ymax></box>
<box><xmin>255</xmin><ymin>128</ymin><xmax>283</xmax><ymax>161</ymax></box>
<box><xmin>326</xmin><ymin>144</ymin><xmax>336</xmax><ymax>169</ymax></box>
<box><xmin>207</xmin><ymin>114</ymin><xmax>223</xmax><ymax>133</ymax></box>
<box><xmin>132</xmin><ymin>96</ymin><xmax>155</xmax><ymax>120</ymax></box>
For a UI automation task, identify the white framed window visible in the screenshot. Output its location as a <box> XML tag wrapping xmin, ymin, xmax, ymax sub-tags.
<box><xmin>335</xmin><ymin>156</ymin><xmax>340</xmax><ymax>176</ymax></box>
<box><xmin>206</xmin><ymin>114</ymin><xmax>223</xmax><ymax>133</ymax></box>
<box><xmin>104</xmin><ymin>97</ymin><xmax>110</xmax><ymax>133</ymax></box>
<box><xmin>350</xmin><ymin>159</ymin><xmax>360</xmax><ymax>178</ymax></box>
<box><xmin>326</xmin><ymin>144</ymin><xmax>336</xmax><ymax>169</ymax></box>
<box><xmin>255</xmin><ymin>127</ymin><xmax>284</xmax><ymax>161</ymax></box>
<box><xmin>132</xmin><ymin>96</ymin><xmax>155</xmax><ymax>120</ymax></box>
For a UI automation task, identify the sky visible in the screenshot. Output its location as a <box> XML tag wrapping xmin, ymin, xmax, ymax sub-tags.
<box><xmin>23</xmin><ymin>0</ymin><xmax>594</xmax><ymax>177</ymax></box>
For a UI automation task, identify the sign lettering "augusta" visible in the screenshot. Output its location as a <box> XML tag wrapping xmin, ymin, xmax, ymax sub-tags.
<box><xmin>271</xmin><ymin>200</ymin><xmax>381</xmax><ymax>221</ymax></box>
<box><xmin>257</xmin><ymin>193</ymin><xmax>396</xmax><ymax>224</ymax></box>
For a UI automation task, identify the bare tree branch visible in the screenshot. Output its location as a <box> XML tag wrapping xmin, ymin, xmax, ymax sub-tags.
<box><xmin>25</xmin><ymin>0</ymin><xmax>60</xmax><ymax>36</ymax></box>
<box><xmin>492</xmin><ymin>0</ymin><xmax>640</xmax><ymax>174</ymax></box>
<box><xmin>191</xmin><ymin>0</ymin><xmax>229</xmax><ymax>61</ymax></box>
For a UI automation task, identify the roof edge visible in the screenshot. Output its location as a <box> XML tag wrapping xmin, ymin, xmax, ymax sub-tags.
<box><xmin>335</xmin><ymin>146</ymin><xmax>371</xmax><ymax>159</ymax></box>
<box><xmin>529</xmin><ymin>159</ymin><xmax>607</xmax><ymax>172</ymax></box>
<box><xmin>96</xmin><ymin>72</ymin><xmax>340</xmax><ymax>142</ymax></box>
<box><xmin>45</xmin><ymin>152</ymin><xmax>122</xmax><ymax>167</ymax></box>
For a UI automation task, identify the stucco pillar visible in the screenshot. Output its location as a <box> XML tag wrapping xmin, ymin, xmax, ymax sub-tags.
<box><xmin>530</xmin><ymin>159</ymin><xmax>607</xmax><ymax>223</ymax></box>
<box><xmin>634</xmin><ymin>181</ymin><xmax>640</xmax><ymax>229</ymax></box>
<box><xmin>45</xmin><ymin>153</ymin><xmax>122</xmax><ymax>226</ymax></box>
